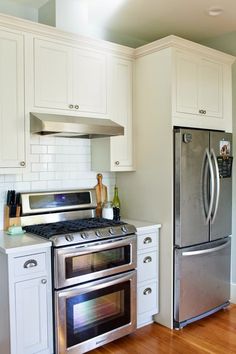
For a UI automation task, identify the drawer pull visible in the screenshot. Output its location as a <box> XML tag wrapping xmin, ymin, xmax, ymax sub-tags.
<box><xmin>143</xmin><ymin>256</ymin><xmax>152</xmax><ymax>263</ymax></box>
<box><xmin>143</xmin><ymin>237</ymin><xmax>152</xmax><ymax>244</ymax></box>
<box><xmin>143</xmin><ymin>287</ymin><xmax>152</xmax><ymax>296</ymax></box>
<box><xmin>41</xmin><ymin>279</ymin><xmax>47</xmax><ymax>284</ymax></box>
<box><xmin>24</xmin><ymin>259</ymin><xmax>38</xmax><ymax>268</ymax></box>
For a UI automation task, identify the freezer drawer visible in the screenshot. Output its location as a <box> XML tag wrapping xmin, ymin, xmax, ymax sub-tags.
<box><xmin>174</xmin><ymin>237</ymin><xmax>231</xmax><ymax>327</ymax></box>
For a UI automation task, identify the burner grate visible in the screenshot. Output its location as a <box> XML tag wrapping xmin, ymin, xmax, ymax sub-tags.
<box><xmin>23</xmin><ymin>218</ymin><xmax>125</xmax><ymax>238</ymax></box>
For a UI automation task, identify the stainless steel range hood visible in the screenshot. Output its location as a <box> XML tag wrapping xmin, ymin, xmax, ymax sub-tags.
<box><xmin>30</xmin><ymin>112</ymin><xmax>124</xmax><ymax>138</ymax></box>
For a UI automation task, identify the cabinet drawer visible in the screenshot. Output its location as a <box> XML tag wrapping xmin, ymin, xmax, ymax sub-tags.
<box><xmin>138</xmin><ymin>232</ymin><xmax>157</xmax><ymax>251</ymax></box>
<box><xmin>13</xmin><ymin>253</ymin><xmax>46</xmax><ymax>278</ymax></box>
<box><xmin>137</xmin><ymin>281</ymin><xmax>158</xmax><ymax>314</ymax></box>
<box><xmin>137</xmin><ymin>251</ymin><xmax>157</xmax><ymax>282</ymax></box>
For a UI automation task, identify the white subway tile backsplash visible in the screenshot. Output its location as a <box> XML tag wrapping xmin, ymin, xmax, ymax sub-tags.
<box><xmin>47</xmin><ymin>180</ymin><xmax>62</xmax><ymax>190</ymax></box>
<box><xmin>31</xmin><ymin>163</ymin><xmax>48</xmax><ymax>172</ymax></box>
<box><xmin>40</xmin><ymin>172</ymin><xmax>56</xmax><ymax>181</ymax></box>
<box><xmin>39</xmin><ymin>136</ymin><xmax>56</xmax><ymax>145</ymax></box>
<box><xmin>29</xmin><ymin>154</ymin><xmax>40</xmax><ymax>163</ymax></box>
<box><xmin>40</xmin><ymin>154</ymin><xmax>56</xmax><ymax>163</ymax></box>
<box><xmin>55</xmin><ymin>171</ymin><xmax>70</xmax><ymax>180</ymax></box>
<box><xmin>22</xmin><ymin>172</ymin><xmax>39</xmax><ymax>181</ymax></box>
<box><xmin>13</xmin><ymin>181</ymin><xmax>31</xmax><ymax>191</ymax></box>
<box><xmin>47</xmin><ymin>146</ymin><xmax>58</xmax><ymax>154</ymax></box>
<box><xmin>31</xmin><ymin>145</ymin><xmax>47</xmax><ymax>154</ymax></box>
<box><xmin>31</xmin><ymin>180</ymin><xmax>48</xmax><ymax>190</ymax></box>
<box><xmin>0</xmin><ymin>136</ymin><xmax>116</xmax><ymax>230</ymax></box>
<box><xmin>4</xmin><ymin>174</ymin><xmax>23</xmax><ymax>182</ymax></box>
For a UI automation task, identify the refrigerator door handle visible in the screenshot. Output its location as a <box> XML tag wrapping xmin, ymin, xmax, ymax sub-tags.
<box><xmin>182</xmin><ymin>239</ymin><xmax>230</xmax><ymax>256</ymax></box>
<box><xmin>211</xmin><ymin>148</ymin><xmax>220</xmax><ymax>224</ymax></box>
<box><xmin>205</xmin><ymin>149</ymin><xmax>215</xmax><ymax>224</ymax></box>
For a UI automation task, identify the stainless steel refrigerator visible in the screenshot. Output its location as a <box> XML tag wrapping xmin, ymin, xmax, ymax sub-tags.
<box><xmin>174</xmin><ymin>128</ymin><xmax>233</xmax><ymax>329</ymax></box>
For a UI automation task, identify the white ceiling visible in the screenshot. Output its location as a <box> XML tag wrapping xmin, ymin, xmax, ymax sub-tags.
<box><xmin>8</xmin><ymin>0</ymin><xmax>236</xmax><ymax>47</ymax></box>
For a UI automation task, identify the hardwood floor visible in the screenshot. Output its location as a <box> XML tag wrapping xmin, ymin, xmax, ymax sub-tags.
<box><xmin>88</xmin><ymin>305</ymin><xmax>236</xmax><ymax>354</ymax></box>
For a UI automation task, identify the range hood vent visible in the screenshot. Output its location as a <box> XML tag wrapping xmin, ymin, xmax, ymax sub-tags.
<box><xmin>30</xmin><ymin>112</ymin><xmax>124</xmax><ymax>138</ymax></box>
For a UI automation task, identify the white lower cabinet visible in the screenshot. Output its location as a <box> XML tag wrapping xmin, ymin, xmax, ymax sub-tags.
<box><xmin>136</xmin><ymin>223</ymin><xmax>160</xmax><ymax>328</ymax></box>
<box><xmin>15</xmin><ymin>277</ymin><xmax>50</xmax><ymax>354</ymax></box>
<box><xmin>0</xmin><ymin>246</ymin><xmax>53</xmax><ymax>354</ymax></box>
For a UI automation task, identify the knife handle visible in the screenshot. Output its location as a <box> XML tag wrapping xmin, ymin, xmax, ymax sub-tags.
<box><xmin>16</xmin><ymin>205</ymin><xmax>21</xmax><ymax>217</ymax></box>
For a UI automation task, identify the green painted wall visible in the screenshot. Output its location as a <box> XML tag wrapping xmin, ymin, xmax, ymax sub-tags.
<box><xmin>0</xmin><ymin>0</ymin><xmax>38</xmax><ymax>22</ymax></box>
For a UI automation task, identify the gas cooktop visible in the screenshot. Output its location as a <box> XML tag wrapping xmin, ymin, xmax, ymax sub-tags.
<box><xmin>23</xmin><ymin>217</ymin><xmax>136</xmax><ymax>247</ymax></box>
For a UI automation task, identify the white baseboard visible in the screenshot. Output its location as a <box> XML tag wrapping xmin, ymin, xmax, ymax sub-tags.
<box><xmin>230</xmin><ymin>282</ymin><xmax>236</xmax><ymax>303</ymax></box>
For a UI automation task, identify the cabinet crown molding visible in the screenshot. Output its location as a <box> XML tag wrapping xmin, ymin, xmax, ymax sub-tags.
<box><xmin>134</xmin><ymin>35</ymin><xmax>235</xmax><ymax>64</ymax></box>
<box><xmin>0</xmin><ymin>12</ymin><xmax>134</xmax><ymax>58</ymax></box>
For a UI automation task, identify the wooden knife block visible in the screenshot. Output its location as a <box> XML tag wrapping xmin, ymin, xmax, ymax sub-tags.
<box><xmin>4</xmin><ymin>205</ymin><xmax>21</xmax><ymax>231</ymax></box>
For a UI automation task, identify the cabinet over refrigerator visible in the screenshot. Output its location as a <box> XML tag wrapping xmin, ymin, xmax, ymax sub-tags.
<box><xmin>174</xmin><ymin>128</ymin><xmax>232</xmax><ymax>329</ymax></box>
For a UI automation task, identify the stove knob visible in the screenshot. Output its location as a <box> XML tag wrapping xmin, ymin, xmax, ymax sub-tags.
<box><xmin>81</xmin><ymin>232</ymin><xmax>88</xmax><ymax>239</ymax></box>
<box><xmin>95</xmin><ymin>230</ymin><xmax>102</xmax><ymax>237</ymax></box>
<box><xmin>65</xmin><ymin>234</ymin><xmax>74</xmax><ymax>242</ymax></box>
<box><xmin>121</xmin><ymin>225</ymin><xmax>128</xmax><ymax>233</ymax></box>
<box><xmin>109</xmin><ymin>228</ymin><xmax>115</xmax><ymax>235</ymax></box>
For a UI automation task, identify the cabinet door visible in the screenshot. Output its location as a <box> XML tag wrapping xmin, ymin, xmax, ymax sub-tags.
<box><xmin>34</xmin><ymin>39</ymin><xmax>73</xmax><ymax>110</ymax></box>
<box><xmin>110</xmin><ymin>58</ymin><xmax>133</xmax><ymax>170</ymax></box>
<box><xmin>15</xmin><ymin>277</ymin><xmax>50</xmax><ymax>354</ymax></box>
<box><xmin>198</xmin><ymin>58</ymin><xmax>223</xmax><ymax>118</ymax></box>
<box><xmin>175</xmin><ymin>51</ymin><xmax>199</xmax><ymax>115</ymax></box>
<box><xmin>0</xmin><ymin>30</ymin><xmax>25</xmax><ymax>168</ymax></box>
<box><xmin>72</xmin><ymin>48</ymin><xmax>107</xmax><ymax>114</ymax></box>
<box><xmin>175</xmin><ymin>51</ymin><xmax>223</xmax><ymax>120</ymax></box>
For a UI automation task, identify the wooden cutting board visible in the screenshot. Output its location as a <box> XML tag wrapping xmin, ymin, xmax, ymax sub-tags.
<box><xmin>94</xmin><ymin>173</ymin><xmax>108</xmax><ymax>217</ymax></box>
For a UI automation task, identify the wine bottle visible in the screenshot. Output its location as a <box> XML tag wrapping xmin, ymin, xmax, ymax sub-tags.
<box><xmin>112</xmin><ymin>185</ymin><xmax>120</xmax><ymax>221</ymax></box>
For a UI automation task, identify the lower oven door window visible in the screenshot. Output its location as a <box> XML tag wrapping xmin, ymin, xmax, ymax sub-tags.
<box><xmin>55</xmin><ymin>271</ymin><xmax>136</xmax><ymax>353</ymax></box>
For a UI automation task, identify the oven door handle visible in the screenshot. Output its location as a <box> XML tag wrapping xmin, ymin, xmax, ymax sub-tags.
<box><xmin>55</xmin><ymin>234</ymin><xmax>137</xmax><ymax>257</ymax></box>
<box><xmin>56</xmin><ymin>270</ymin><xmax>137</xmax><ymax>298</ymax></box>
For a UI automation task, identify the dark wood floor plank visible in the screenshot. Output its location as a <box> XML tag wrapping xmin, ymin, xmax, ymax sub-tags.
<box><xmin>88</xmin><ymin>305</ymin><xmax>236</xmax><ymax>354</ymax></box>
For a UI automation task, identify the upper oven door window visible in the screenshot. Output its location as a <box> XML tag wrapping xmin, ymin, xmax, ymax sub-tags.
<box><xmin>54</xmin><ymin>235</ymin><xmax>137</xmax><ymax>289</ymax></box>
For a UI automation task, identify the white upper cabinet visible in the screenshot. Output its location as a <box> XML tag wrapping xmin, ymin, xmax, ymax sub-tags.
<box><xmin>0</xmin><ymin>29</ymin><xmax>26</xmax><ymax>171</ymax></box>
<box><xmin>72</xmin><ymin>48</ymin><xmax>107</xmax><ymax>114</ymax></box>
<box><xmin>110</xmin><ymin>57</ymin><xmax>133</xmax><ymax>170</ymax></box>
<box><xmin>34</xmin><ymin>38</ymin><xmax>107</xmax><ymax>117</ymax></box>
<box><xmin>172</xmin><ymin>48</ymin><xmax>232</xmax><ymax>131</ymax></box>
<box><xmin>34</xmin><ymin>39</ymin><xmax>72</xmax><ymax>111</ymax></box>
<box><xmin>91</xmin><ymin>56</ymin><xmax>134</xmax><ymax>171</ymax></box>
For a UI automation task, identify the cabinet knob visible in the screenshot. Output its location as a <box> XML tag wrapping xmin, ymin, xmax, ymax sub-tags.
<box><xmin>20</xmin><ymin>161</ymin><xmax>25</xmax><ymax>167</ymax></box>
<box><xmin>69</xmin><ymin>104</ymin><xmax>74</xmax><ymax>109</ymax></box>
<box><xmin>143</xmin><ymin>287</ymin><xmax>152</xmax><ymax>296</ymax></box>
<box><xmin>143</xmin><ymin>237</ymin><xmax>152</xmax><ymax>244</ymax></box>
<box><xmin>24</xmin><ymin>259</ymin><xmax>37</xmax><ymax>268</ymax></box>
<box><xmin>143</xmin><ymin>256</ymin><xmax>152</xmax><ymax>263</ymax></box>
<box><xmin>115</xmin><ymin>161</ymin><xmax>120</xmax><ymax>165</ymax></box>
<box><xmin>199</xmin><ymin>109</ymin><xmax>207</xmax><ymax>115</ymax></box>
<box><xmin>41</xmin><ymin>279</ymin><xmax>47</xmax><ymax>284</ymax></box>
<box><xmin>74</xmin><ymin>104</ymin><xmax>80</xmax><ymax>110</ymax></box>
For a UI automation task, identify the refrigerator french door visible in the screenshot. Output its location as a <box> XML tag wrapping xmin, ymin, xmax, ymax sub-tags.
<box><xmin>174</xmin><ymin>128</ymin><xmax>233</xmax><ymax>328</ymax></box>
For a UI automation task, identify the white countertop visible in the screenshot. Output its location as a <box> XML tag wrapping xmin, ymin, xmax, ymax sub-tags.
<box><xmin>0</xmin><ymin>230</ymin><xmax>51</xmax><ymax>254</ymax></box>
<box><xmin>123</xmin><ymin>219</ymin><xmax>161</xmax><ymax>231</ymax></box>
<box><xmin>0</xmin><ymin>219</ymin><xmax>161</xmax><ymax>254</ymax></box>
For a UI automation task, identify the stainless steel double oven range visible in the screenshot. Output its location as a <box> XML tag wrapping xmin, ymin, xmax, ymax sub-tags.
<box><xmin>21</xmin><ymin>189</ymin><xmax>137</xmax><ymax>354</ymax></box>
